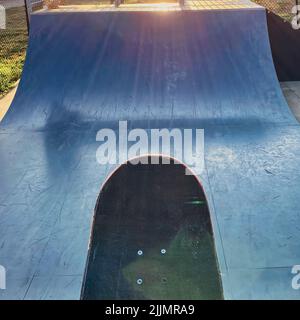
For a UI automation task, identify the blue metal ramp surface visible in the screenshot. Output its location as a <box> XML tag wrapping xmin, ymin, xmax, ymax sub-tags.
<box><xmin>1</xmin><ymin>6</ymin><xmax>300</xmax><ymax>299</ymax></box>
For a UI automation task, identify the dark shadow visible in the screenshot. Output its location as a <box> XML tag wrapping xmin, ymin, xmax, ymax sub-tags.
<box><xmin>81</xmin><ymin>156</ymin><xmax>223</xmax><ymax>300</ymax></box>
<box><xmin>267</xmin><ymin>11</ymin><xmax>300</xmax><ymax>81</ymax></box>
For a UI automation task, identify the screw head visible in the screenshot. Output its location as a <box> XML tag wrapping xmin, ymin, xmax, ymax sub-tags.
<box><xmin>137</xmin><ymin>250</ymin><xmax>143</xmax><ymax>256</ymax></box>
<box><xmin>161</xmin><ymin>249</ymin><xmax>166</xmax><ymax>255</ymax></box>
<box><xmin>137</xmin><ymin>279</ymin><xmax>143</xmax><ymax>285</ymax></box>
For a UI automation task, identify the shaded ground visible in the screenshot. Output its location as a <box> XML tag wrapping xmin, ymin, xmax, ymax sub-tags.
<box><xmin>0</xmin><ymin>6</ymin><xmax>27</xmax><ymax>97</ymax></box>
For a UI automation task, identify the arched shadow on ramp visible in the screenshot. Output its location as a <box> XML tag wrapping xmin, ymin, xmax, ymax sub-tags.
<box><xmin>81</xmin><ymin>156</ymin><xmax>223</xmax><ymax>300</ymax></box>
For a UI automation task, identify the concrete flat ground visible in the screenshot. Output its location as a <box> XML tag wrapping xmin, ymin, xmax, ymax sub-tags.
<box><xmin>1</xmin><ymin>82</ymin><xmax>300</xmax><ymax>122</ymax></box>
<box><xmin>0</xmin><ymin>82</ymin><xmax>18</xmax><ymax>121</ymax></box>
<box><xmin>281</xmin><ymin>82</ymin><xmax>300</xmax><ymax>122</ymax></box>
<box><xmin>0</xmin><ymin>0</ymin><xmax>25</xmax><ymax>9</ymax></box>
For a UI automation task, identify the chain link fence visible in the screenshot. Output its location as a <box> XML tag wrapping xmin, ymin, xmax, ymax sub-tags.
<box><xmin>44</xmin><ymin>0</ymin><xmax>300</xmax><ymax>21</ymax></box>
<box><xmin>44</xmin><ymin>0</ymin><xmax>176</xmax><ymax>7</ymax></box>
<box><xmin>254</xmin><ymin>0</ymin><xmax>298</xmax><ymax>21</ymax></box>
<box><xmin>0</xmin><ymin>1</ymin><xmax>28</xmax><ymax>96</ymax></box>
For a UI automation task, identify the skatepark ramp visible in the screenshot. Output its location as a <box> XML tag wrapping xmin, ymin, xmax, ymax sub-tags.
<box><xmin>1</xmin><ymin>2</ymin><xmax>300</xmax><ymax>299</ymax></box>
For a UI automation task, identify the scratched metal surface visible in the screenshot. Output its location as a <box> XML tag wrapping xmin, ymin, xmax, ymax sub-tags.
<box><xmin>1</xmin><ymin>8</ymin><xmax>300</xmax><ymax>299</ymax></box>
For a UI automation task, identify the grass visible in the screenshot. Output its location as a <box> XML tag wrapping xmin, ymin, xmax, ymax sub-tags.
<box><xmin>0</xmin><ymin>7</ymin><xmax>28</xmax><ymax>97</ymax></box>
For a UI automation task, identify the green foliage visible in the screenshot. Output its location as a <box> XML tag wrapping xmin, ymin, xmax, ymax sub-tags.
<box><xmin>0</xmin><ymin>7</ymin><xmax>28</xmax><ymax>96</ymax></box>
